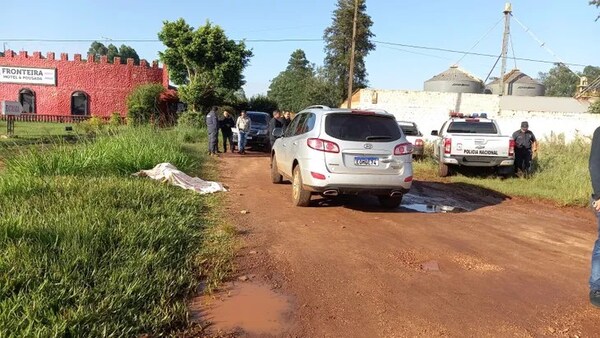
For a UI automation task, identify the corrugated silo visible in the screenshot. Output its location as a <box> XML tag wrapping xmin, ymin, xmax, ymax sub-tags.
<box><xmin>424</xmin><ymin>65</ymin><xmax>484</xmax><ymax>93</ymax></box>
<box><xmin>485</xmin><ymin>69</ymin><xmax>545</xmax><ymax>96</ymax></box>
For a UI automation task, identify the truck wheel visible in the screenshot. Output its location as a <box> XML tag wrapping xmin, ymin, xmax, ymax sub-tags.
<box><xmin>438</xmin><ymin>160</ymin><xmax>450</xmax><ymax>177</ymax></box>
<box><xmin>378</xmin><ymin>195</ymin><xmax>403</xmax><ymax>209</ymax></box>
<box><xmin>292</xmin><ymin>165</ymin><xmax>311</xmax><ymax>207</ymax></box>
<box><xmin>270</xmin><ymin>154</ymin><xmax>283</xmax><ymax>184</ymax></box>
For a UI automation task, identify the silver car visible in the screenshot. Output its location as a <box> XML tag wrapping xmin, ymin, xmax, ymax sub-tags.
<box><xmin>270</xmin><ymin>105</ymin><xmax>413</xmax><ymax>208</ymax></box>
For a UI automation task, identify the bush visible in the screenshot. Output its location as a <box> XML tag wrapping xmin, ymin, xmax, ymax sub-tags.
<box><xmin>177</xmin><ymin>111</ymin><xmax>204</xmax><ymax>129</ymax></box>
<box><xmin>589</xmin><ymin>99</ymin><xmax>600</xmax><ymax>115</ymax></box>
<box><xmin>109</xmin><ymin>112</ymin><xmax>123</xmax><ymax>126</ymax></box>
<box><xmin>77</xmin><ymin>115</ymin><xmax>106</xmax><ymax>135</ymax></box>
<box><xmin>126</xmin><ymin>84</ymin><xmax>165</xmax><ymax>126</ymax></box>
<box><xmin>248</xmin><ymin>94</ymin><xmax>278</xmax><ymax>113</ymax></box>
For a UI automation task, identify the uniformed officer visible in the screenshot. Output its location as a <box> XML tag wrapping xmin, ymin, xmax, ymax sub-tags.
<box><xmin>206</xmin><ymin>106</ymin><xmax>219</xmax><ymax>156</ymax></box>
<box><xmin>512</xmin><ymin>121</ymin><xmax>537</xmax><ymax>175</ymax></box>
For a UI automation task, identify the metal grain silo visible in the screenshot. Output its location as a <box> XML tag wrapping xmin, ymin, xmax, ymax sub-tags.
<box><xmin>424</xmin><ymin>65</ymin><xmax>484</xmax><ymax>93</ymax></box>
<box><xmin>485</xmin><ymin>69</ymin><xmax>545</xmax><ymax>96</ymax></box>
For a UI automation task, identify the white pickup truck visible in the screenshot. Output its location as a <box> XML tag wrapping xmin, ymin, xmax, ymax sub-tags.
<box><xmin>431</xmin><ymin>113</ymin><xmax>515</xmax><ymax>177</ymax></box>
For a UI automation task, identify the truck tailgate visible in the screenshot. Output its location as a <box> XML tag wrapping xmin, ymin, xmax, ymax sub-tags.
<box><xmin>451</xmin><ymin>135</ymin><xmax>511</xmax><ymax>157</ymax></box>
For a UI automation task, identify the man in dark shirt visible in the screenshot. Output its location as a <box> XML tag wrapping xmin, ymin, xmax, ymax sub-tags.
<box><xmin>589</xmin><ymin>126</ymin><xmax>600</xmax><ymax>308</ymax></box>
<box><xmin>220</xmin><ymin>110</ymin><xmax>235</xmax><ymax>153</ymax></box>
<box><xmin>512</xmin><ymin>121</ymin><xmax>537</xmax><ymax>175</ymax></box>
<box><xmin>268</xmin><ymin>110</ymin><xmax>284</xmax><ymax>148</ymax></box>
<box><xmin>282</xmin><ymin>111</ymin><xmax>292</xmax><ymax>131</ymax></box>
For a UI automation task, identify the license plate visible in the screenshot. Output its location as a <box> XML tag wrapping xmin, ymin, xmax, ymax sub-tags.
<box><xmin>354</xmin><ymin>156</ymin><xmax>379</xmax><ymax>166</ymax></box>
<box><xmin>246</xmin><ymin>136</ymin><xmax>252</xmax><ymax>140</ymax></box>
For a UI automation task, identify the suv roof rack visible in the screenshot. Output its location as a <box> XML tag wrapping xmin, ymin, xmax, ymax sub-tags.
<box><xmin>304</xmin><ymin>105</ymin><xmax>331</xmax><ymax>110</ymax></box>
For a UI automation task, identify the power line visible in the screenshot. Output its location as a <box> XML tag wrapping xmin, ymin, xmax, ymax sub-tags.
<box><xmin>373</xmin><ymin>40</ymin><xmax>589</xmax><ymax>67</ymax></box>
<box><xmin>0</xmin><ymin>36</ymin><xmax>591</xmax><ymax>67</ymax></box>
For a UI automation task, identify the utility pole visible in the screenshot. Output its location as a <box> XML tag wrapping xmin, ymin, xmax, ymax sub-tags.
<box><xmin>499</xmin><ymin>2</ymin><xmax>512</xmax><ymax>96</ymax></box>
<box><xmin>347</xmin><ymin>0</ymin><xmax>359</xmax><ymax>108</ymax></box>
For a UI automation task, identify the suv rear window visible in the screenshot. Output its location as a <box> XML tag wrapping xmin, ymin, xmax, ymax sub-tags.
<box><xmin>398</xmin><ymin>124</ymin><xmax>420</xmax><ymax>136</ymax></box>
<box><xmin>447</xmin><ymin>121</ymin><xmax>497</xmax><ymax>134</ymax></box>
<box><xmin>325</xmin><ymin>113</ymin><xmax>401</xmax><ymax>142</ymax></box>
<box><xmin>248</xmin><ymin>113</ymin><xmax>269</xmax><ymax>125</ymax></box>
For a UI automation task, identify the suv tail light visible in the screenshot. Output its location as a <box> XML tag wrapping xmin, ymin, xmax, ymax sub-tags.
<box><xmin>444</xmin><ymin>138</ymin><xmax>452</xmax><ymax>154</ymax></box>
<box><xmin>414</xmin><ymin>139</ymin><xmax>424</xmax><ymax>146</ymax></box>
<box><xmin>307</xmin><ymin>138</ymin><xmax>340</xmax><ymax>153</ymax></box>
<box><xmin>394</xmin><ymin>142</ymin><xmax>413</xmax><ymax>155</ymax></box>
<box><xmin>509</xmin><ymin>139</ymin><xmax>515</xmax><ymax>156</ymax></box>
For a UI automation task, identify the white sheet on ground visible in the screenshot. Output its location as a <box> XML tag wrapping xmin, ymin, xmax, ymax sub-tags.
<box><xmin>134</xmin><ymin>163</ymin><xmax>227</xmax><ymax>194</ymax></box>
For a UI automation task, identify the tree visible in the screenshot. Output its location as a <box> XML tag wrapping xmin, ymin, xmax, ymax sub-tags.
<box><xmin>592</xmin><ymin>0</ymin><xmax>599</xmax><ymax>21</ymax></box>
<box><xmin>87</xmin><ymin>41</ymin><xmax>141</xmax><ymax>65</ymax></box>
<box><xmin>268</xmin><ymin>49</ymin><xmax>339</xmax><ymax>112</ymax></box>
<box><xmin>583</xmin><ymin>65</ymin><xmax>600</xmax><ymax>83</ymax></box>
<box><xmin>323</xmin><ymin>0</ymin><xmax>375</xmax><ymax>102</ymax></box>
<box><xmin>248</xmin><ymin>94</ymin><xmax>278</xmax><ymax>114</ymax></box>
<box><xmin>88</xmin><ymin>41</ymin><xmax>108</xmax><ymax>60</ymax></box>
<box><xmin>539</xmin><ymin>64</ymin><xmax>580</xmax><ymax>97</ymax></box>
<box><xmin>268</xmin><ymin>49</ymin><xmax>314</xmax><ymax>112</ymax></box>
<box><xmin>119</xmin><ymin>44</ymin><xmax>140</xmax><ymax>65</ymax></box>
<box><xmin>126</xmin><ymin>83</ymin><xmax>165</xmax><ymax>125</ymax></box>
<box><xmin>158</xmin><ymin>19</ymin><xmax>252</xmax><ymax>113</ymax></box>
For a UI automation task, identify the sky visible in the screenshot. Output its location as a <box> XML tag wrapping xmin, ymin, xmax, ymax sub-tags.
<box><xmin>1</xmin><ymin>1</ymin><xmax>598</xmax><ymax>97</ymax></box>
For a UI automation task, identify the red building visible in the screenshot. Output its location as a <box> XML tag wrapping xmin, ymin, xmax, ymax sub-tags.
<box><xmin>0</xmin><ymin>50</ymin><xmax>169</xmax><ymax>118</ymax></box>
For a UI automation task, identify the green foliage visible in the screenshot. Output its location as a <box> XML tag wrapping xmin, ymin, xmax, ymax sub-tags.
<box><xmin>539</xmin><ymin>64</ymin><xmax>600</xmax><ymax>97</ymax></box>
<box><xmin>592</xmin><ymin>0</ymin><xmax>600</xmax><ymax>20</ymax></box>
<box><xmin>7</xmin><ymin>127</ymin><xmax>194</xmax><ymax>177</ymax></box>
<box><xmin>177</xmin><ymin>111</ymin><xmax>205</xmax><ymax>129</ymax></box>
<box><xmin>126</xmin><ymin>83</ymin><xmax>165</xmax><ymax>125</ymax></box>
<box><xmin>323</xmin><ymin>0</ymin><xmax>375</xmax><ymax>102</ymax></box>
<box><xmin>248</xmin><ymin>94</ymin><xmax>278</xmax><ymax>113</ymax></box>
<box><xmin>87</xmin><ymin>41</ymin><xmax>141</xmax><ymax>65</ymax></box>
<box><xmin>590</xmin><ymin>100</ymin><xmax>600</xmax><ymax>114</ymax></box>
<box><xmin>268</xmin><ymin>50</ymin><xmax>339</xmax><ymax>111</ymax></box>
<box><xmin>415</xmin><ymin>136</ymin><xmax>593</xmax><ymax>206</ymax></box>
<box><xmin>0</xmin><ymin>128</ymin><xmax>234</xmax><ymax>336</ymax></box>
<box><xmin>158</xmin><ymin>19</ymin><xmax>253</xmax><ymax>112</ymax></box>
<box><xmin>109</xmin><ymin>112</ymin><xmax>123</xmax><ymax>126</ymax></box>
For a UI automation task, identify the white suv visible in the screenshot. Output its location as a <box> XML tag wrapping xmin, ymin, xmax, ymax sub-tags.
<box><xmin>270</xmin><ymin>105</ymin><xmax>413</xmax><ymax>208</ymax></box>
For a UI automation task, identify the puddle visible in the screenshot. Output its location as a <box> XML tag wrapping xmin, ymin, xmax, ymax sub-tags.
<box><xmin>196</xmin><ymin>282</ymin><xmax>290</xmax><ymax>335</ymax></box>
<box><xmin>402</xmin><ymin>203</ymin><xmax>468</xmax><ymax>213</ymax></box>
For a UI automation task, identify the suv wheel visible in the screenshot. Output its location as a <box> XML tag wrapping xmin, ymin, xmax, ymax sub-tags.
<box><xmin>292</xmin><ymin>165</ymin><xmax>311</xmax><ymax>207</ymax></box>
<box><xmin>438</xmin><ymin>159</ymin><xmax>450</xmax><ymax>177</ymax></box>
<box><xmin>378</xmin><ymin>195</ymin><xmax>402</xmax><ymax>209</ymax></box>
<box><xmin>270</xmin><ymin>154</ymin><xmax>283</xmax><ymax>183</ymax></box>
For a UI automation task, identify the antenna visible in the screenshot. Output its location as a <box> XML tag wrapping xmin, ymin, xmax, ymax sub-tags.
<box><xmin>499</xmin><ymin>2</ymin><xmax>512</xmax><ymax>96</ymax></box>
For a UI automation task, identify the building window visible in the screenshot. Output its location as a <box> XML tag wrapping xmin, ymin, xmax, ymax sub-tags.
<box><xmin>19</xmin><ymin>89</ymin><xmax>35</xmax><ymax>114</ymax></box>
<box><xmin>71</xmin><ymin>91</ymin><xmax>89</xmax><ymax>115</ymax></box>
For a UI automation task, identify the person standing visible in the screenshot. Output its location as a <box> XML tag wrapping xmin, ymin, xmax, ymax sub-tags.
<box><xmin>512</xmin><ymin>121</ymin><xmax>537</xmax><ymax>176</ymax></box>
<box><xmin>589</xmin><ymin>126</ymin><xmax>600</xmax><ymax>308</ymax></box>
<box><xmin>220</xmin><ymin>110</ymin><xmax>235</xmax><ymax>153</ymax></box>
<box><xmin>206</xmin><ymin>106</ymin><xmax>219</xmax><ymax>156</ymax></box>
<box><xmin>236</xmin><ymin>110</ymin><xmax>251</xmax><ymax>154</ymax></box>
<box><xmin>282</xmin><ymin>111</ymin><xmax>292</xmax><ymax>131</ymax></box>
<box><xmin>269</xmin><ymin>110</ymin><xmax>284</xmax><ymax>148</ymax></box>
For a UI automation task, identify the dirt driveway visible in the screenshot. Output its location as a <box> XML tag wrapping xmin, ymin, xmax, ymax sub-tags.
<box><xmin>199</xmin><ymin>151</ymin><xmax>600</xmax><ymax>337</ymax></box>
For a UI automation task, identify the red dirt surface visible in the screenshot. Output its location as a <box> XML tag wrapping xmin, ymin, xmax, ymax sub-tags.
<box><xmin>200</xmin><ymin>151</ymin><xmax>600</xmax><ymax>337</ymax></box>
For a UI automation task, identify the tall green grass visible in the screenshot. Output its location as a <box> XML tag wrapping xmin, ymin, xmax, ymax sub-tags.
<box><xmin>6</xmin><ymin>127</ymin><xmax>195</xmax><ymax>177</ymax></box>
<box><xmin>417</xmin><ymin>135</ymin><xmax>593</xmax><ymax>206</ymax></box>
<box><xmin>0</xmin><ymin>126</ymin><xmax>228</xmax><ymax>336</ymax></box>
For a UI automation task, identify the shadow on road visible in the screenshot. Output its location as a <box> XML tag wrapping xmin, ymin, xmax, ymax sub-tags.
<box><xmin>311</xmin><ymin>180</ymin><xmax>511</xmax><ymax>213</ymax></box>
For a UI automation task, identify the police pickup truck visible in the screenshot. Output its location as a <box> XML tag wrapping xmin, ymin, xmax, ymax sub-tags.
<box><xmin>431</xmin><ymin>113</ymin><xmax>515</xmax><ymax>177</ymax></box>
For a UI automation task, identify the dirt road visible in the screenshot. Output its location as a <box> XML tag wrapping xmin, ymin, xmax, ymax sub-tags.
<box><xmin>200</xmin><ymin>151</ymin><xmax>600</xmax><ymax>337</ymax></box>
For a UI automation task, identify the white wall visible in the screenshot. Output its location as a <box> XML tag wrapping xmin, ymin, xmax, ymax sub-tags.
<box><xmin>353</xmin><ymin>89</ymin><xmax>598</xmax><ymax>142</ymax></box>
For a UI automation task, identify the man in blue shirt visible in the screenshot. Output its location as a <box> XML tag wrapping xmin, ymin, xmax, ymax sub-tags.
<box><xmin>589</xmin><ymin>126</ymin><xmax>600</xmax><ymax>308</ymax></box>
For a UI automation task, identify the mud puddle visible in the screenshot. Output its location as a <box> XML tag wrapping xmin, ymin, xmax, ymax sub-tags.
<box><xmin>195</xmin><ymin>282</ymin><xmax>291</xmax><ymax>335</ymax></box>
<box><xmin>402</xmin><ymin>203</ymin><xmax>468</xmax><ymax>213</ymax></box>
<box><xmin>401</xmin><ymin>193</ymin><xmax>471</xmax><ymax>213</ymax></box>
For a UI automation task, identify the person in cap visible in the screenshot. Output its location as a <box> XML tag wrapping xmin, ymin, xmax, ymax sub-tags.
<box><xmin>512</xmin><ymin>121</ymin><xmax>537</xmax><ymax>176</ymax></box>
<box><xmin>589</xmin><ymin>126</ymin><xmax>600</xmax><ymax>308</ymax></box>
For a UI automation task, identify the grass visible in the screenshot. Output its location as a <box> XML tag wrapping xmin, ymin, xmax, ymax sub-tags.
<box><xmin>415</xmin><ymin>135</ymin><xmax>593</xmax><ymax>206</ymax></box>
<box><xmin>0</xmin><ymin>121</ymin><xmax>74</xmax><ymax>141</ymax></box>
<box><xmin>0</xmin><ymin>126</ymin><xmax>236</xmax><ymax>336</ymax></box>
